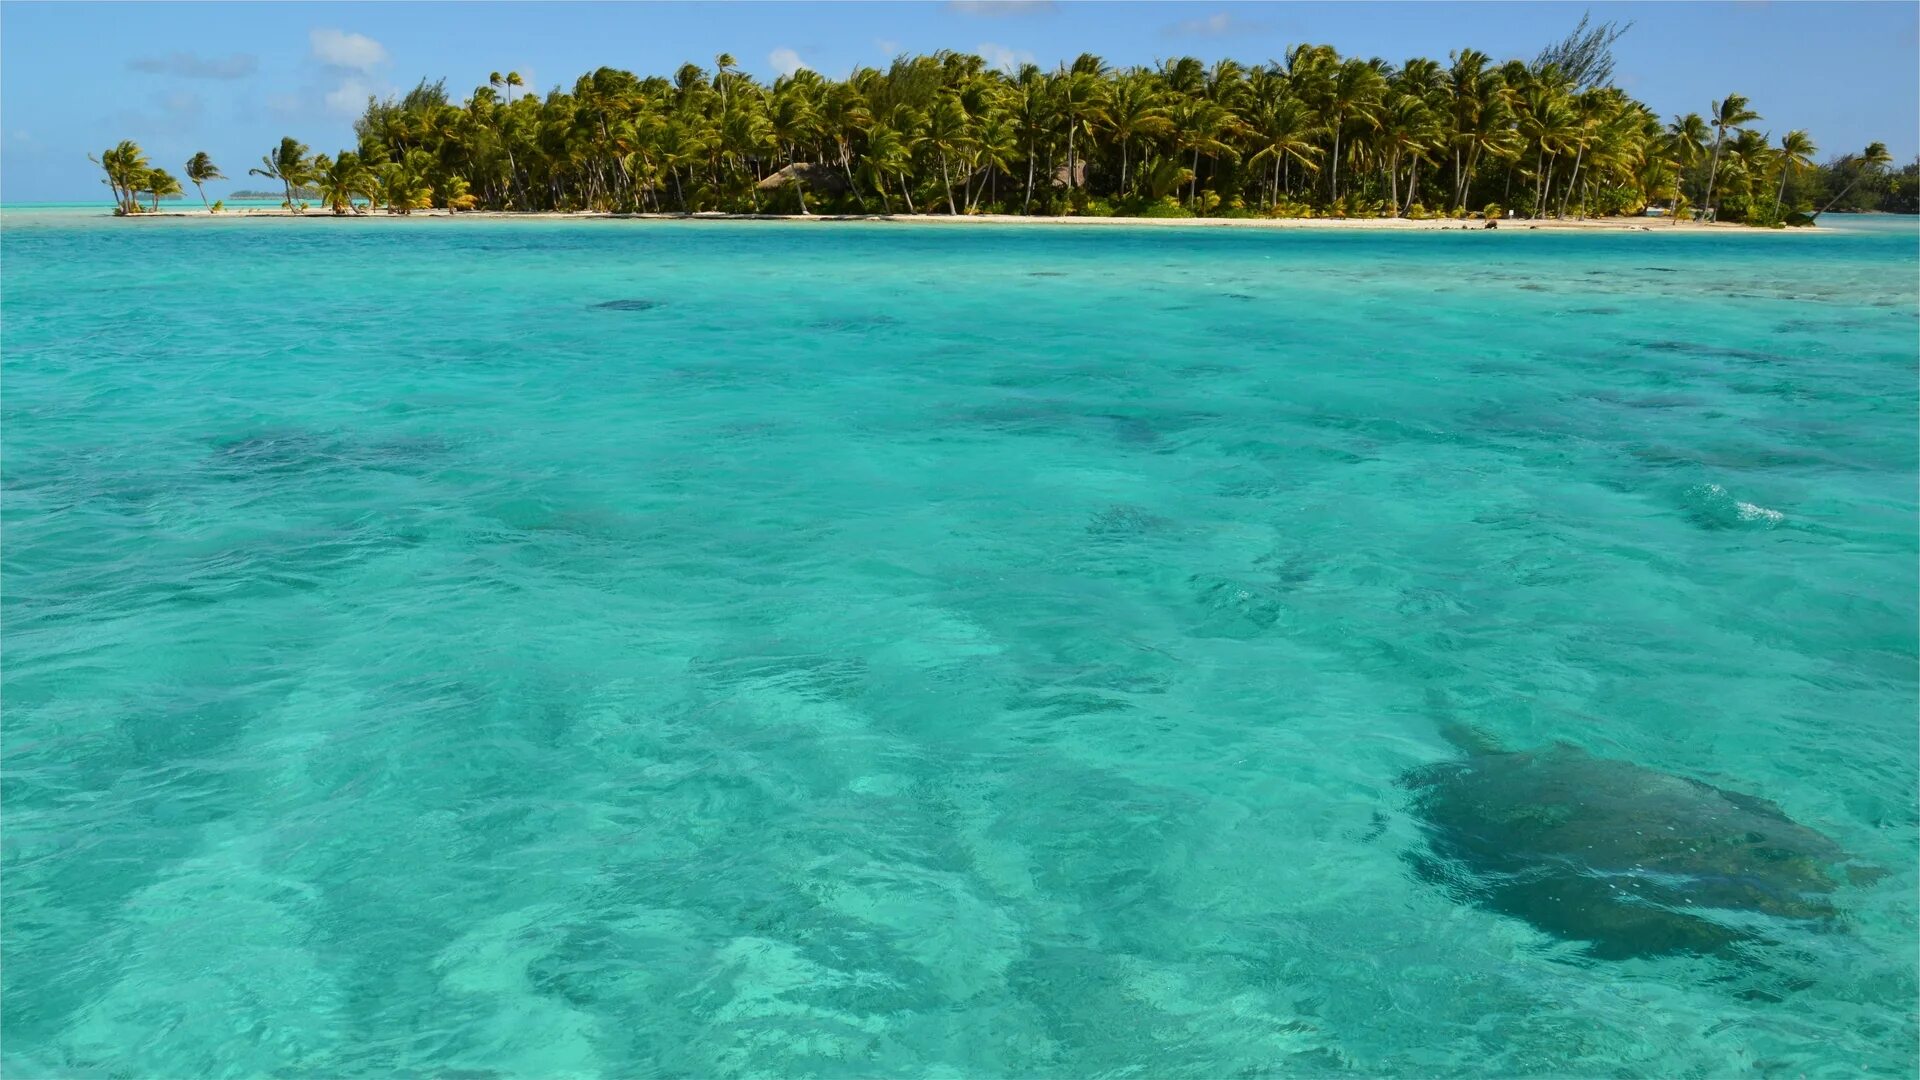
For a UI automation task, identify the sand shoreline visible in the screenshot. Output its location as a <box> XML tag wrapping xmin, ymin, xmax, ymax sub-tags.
<box><xmin>113</xmin><ymin>207</ymin><xmax>1794</xmax><ymax>233</ymax></box>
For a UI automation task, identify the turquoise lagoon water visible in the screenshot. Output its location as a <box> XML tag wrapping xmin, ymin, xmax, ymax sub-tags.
<box><xmin>3</xmin><ymin>209</ymin><xmax>1916</xmax><ymax>1077</ymax></box>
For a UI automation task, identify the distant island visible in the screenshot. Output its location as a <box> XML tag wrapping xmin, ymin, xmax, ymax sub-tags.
<box><xmin>227</xmin><ymin>188</ymin><xmax>319</xmax><ymax>201</ymax></box>
<box><xmin>88</xmin><ymin>20</ymin><xmax>1913</xmax><ymax>224</ymax></box>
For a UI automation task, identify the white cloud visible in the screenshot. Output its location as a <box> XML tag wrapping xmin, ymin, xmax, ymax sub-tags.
<box><xmin>875</xmin><ymin>38</ymin><xmax>901</xmax><ymax>56</ymax></box>
<box><xmin>950</xmin><ymin>0</ymin><xmax>1054</xmax><ymax>15</ymax></box>
<box><xmin>127</xmin><ymin>51</ymin><xmax>258</xmax><ymax>79</ymax></box>
<box><xmin>324</xmin><ymin>77</ymin><xmax>378</xmax><ymax>116</ymax></box>
<box><xmin>769</xmin><ymin>47</ymin><xmax>808</xmax><ymax>77</ymax></box>
<box><xmin>975</xmin><ymin>42</ymin><xmax>1036</xmax><ymax>74</ymax></box>
<box><xmin>1163</xmin><ymin>12</ymin><xmax>1273</xmax><ymax>37</ymax></box>
<box><xmin>310</xmin><ymin>28</ymin><xmax>388</xmax><ymax>72</ymax></box>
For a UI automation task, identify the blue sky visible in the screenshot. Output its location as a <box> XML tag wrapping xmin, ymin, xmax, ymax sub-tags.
<box><xmin>4</xmin><ymin>1</ymin><xmax>1915</xmax><ymax>202</ymax></box>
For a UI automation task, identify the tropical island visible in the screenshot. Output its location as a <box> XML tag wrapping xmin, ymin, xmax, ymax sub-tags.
<box><xmin>90</xmin><ymin>20</ymin><xmax>1911</xmax><ymax>226</ymax></box>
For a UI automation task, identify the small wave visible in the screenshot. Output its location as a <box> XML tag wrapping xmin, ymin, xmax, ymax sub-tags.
<box><xmin>1683</xmin><ymin>483</ymin><xmax>1786</xmax><ymax>530</ymax></box>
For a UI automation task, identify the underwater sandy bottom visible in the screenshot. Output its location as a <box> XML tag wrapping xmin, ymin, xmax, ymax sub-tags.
<box><xmin>3</xmin><ymin>213</ymin><xmax>1916</xmax><ymax>1076</ymax></box>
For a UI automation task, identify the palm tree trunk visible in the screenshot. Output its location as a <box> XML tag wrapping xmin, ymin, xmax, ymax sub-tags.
<box><xmin>195</xmin><ymin>182</ymin><xmax>209</xmax><ymax>212</ymax></box>
<box><xmin>900</xmin><ymin>172</ymin><xmax>916</xmax><ymax>213</ymax></box>
<box><xmin>842</xmin><ymin>144</ymin><xmax>866</xmax><ymax>211</ymax></box>
<box><xmin>1330</xmin><ymin>119</ymin><xmax>1343</xmax><ymax>201</ymax></box>
<box><xmin>1024</xmin><ymin>138</ymin><xmax>1036</xmax><ymax>213</ymax></box>
<box><xmin>1120</xmin><ymin>138</ymin><xmax>1129</xmax><ymax>195</ymax></box>
<box><xmin>1703</xmin><ymin>131</ymin><xmax>1725</xmax><ymax>220</ymax></box>
<box><xmin>940</xmin><ymin>154</ymin><xmax>957</xmax><ymax>215</ymax></box>
<box><xmin>1561</xmin><ymin>147</ymin><xmax>1583</xmax><ymax>218</ymax></box>
<box><xmin>1814</xmin><ymin>173</ymin><xmax>1866</xmax><ymax>220</ymax></box>
<box><xmin>1066</xmin><ymin>125</ymin><xmax>1077</xmax><ymax>193</ymax></box>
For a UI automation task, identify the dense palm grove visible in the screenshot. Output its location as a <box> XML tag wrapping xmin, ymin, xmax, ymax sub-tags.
<box><xmin>95</xmin><ymin>33</ymin><xmax>1907</xmax><ymax>224</ymax></box>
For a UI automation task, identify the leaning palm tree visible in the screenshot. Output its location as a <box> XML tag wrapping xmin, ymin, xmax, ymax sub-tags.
<box><xmin>249</xmin><ymin>136</ymin><xmax>313</xmax><ymax>211</ymax></box>
<box><xmin>1813</xmin><ymin>141</ymin><xmax>1891</xmax><ymax>220</ymax></box>
<box><xmin>1771</xmin><ymin>130</ymin><xmax>1817</xmax><ymax>217</ymax></box>
<box><xmin>88</xmin><ymin>140</ymin><xmax>150</xmax><ymax>213</ymax></box>
<box><xmin>184</xmin><ymin>152</ymin><xmax>224</xmax><ymax>211</ymax></box>
<box><xmin>1701</xmin><ymin>93</ymin><xmax>1759</xmax><ymax>220</ymax></box>
<box><xmin>143</xmin><ymin>168</ymin><xmax>184</xmax><ymax>211</ymax></box>
<box><xmin>378</xmin><ymin>158</ymin><xmax>435</xmax><ymax>214</ymax></box>
<box><xmin>314</xmin><ymin>151</ymin><xmax>377</xmax><ymax>214</ymax></box>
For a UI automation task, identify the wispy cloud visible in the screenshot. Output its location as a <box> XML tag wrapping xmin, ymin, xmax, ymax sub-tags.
<box><xmin>875</xmin><ymin>38</ymin><xmax>902</xmax><ymax>56</ymax></box>
<box><xmin>127</xmin><ymin>51</ymin><xmax>258</xmax><ymax>79</ymax></box>
<box><xmin>949</xmin><ymin>1</ymin><xmax>1054</xmax><ymax>16</ymax></box>
<box><xmin>976</xmin><ymin>42</ymin><xmax>1037</xmax><ymax>74</ymax></box>
<box><xmin>111</xmin><ymin>91</ymin><xmax>205</xmax><ymax>137</ymax></box>
<box><xmin>324</xmin><ymin>78</ymin><xmax>380</xmax><ymax>116</ymax></box>
<box><xmin>769</xmin><ymin>47</ymin><xmax>809</xmax><ymax>77</ymax></box>
<box><xmin>1163</xmin><ymin>12</ymin><xmax>1272</xmax><ymax>37</ymax></box>
<box><xmin>310</xmin><ymin>28</ymin><xmax>388</xmax><ymax>72</ymax></box>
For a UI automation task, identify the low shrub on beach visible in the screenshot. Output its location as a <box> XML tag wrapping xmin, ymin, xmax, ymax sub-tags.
<box><xmin>1135</xmin><ymin>198</ymin><xmax>1194</xmax><ymax>219</ymax></box>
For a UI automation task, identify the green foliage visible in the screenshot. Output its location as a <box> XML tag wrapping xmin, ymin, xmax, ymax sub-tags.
<box><xmin>97</xmin><ymin>42</ymin><xmax>1872</xmax><ymax>224</ymax></box>
<box><xmin>1135</xmin><ymin>197</ymin><xmax>1193</xmax><ymax>218</ymax></box>
<box><xmin>210</xmin><ymin>200</ymin><xmax>225</xmax><ymax>214</ymax></box>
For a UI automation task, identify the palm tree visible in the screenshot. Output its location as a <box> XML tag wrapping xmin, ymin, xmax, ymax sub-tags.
<box><xmin>1095</xmin><ymin>73</ymin><xmax>1170</xmax><ymax>195</ymax></box>
<box><xmin>506</xmin><ymin>71</ymin><xmax>525</xmax><ymax>105</ymax></box>
<box><xmin>1376</xmin><ymin>92</ymin><xmax>1440</xmax><ymax>213</ymax></box>
<box><xmin>1771</xmin><ymin>129</ymin><xmax>1816</xmax><ymax>216</ymax></box>
<box><xmin>968</xmin><ymin>109</ymin><xmax>1018</xmax><ymax>209</ymax></box>
<box><xmin>1814</xmin><ymin>141</ymin><xmax>1891</xmax><ymax>219</ymax></box>
<box><xmin>250</xmin><ymin>136</ymin><xmax>314</xmax><ymax>211</ymax></box>
<box><xmin>440</xmin><ymin>174</ymin><xmax>480</xmax><ymax>212</ymax></box>
<box><xmin>1010</xmin><ymin>65</ymin><xmax>1051</xmax><ymax>212</ymax></box>
<box><xmin>89</xmin><ymin>140</ymin><xmax>152</xmax><ymax>213</ymax></box>
<box><xmin>1317</xmin><ymin>57</ymin><xmax>1386</xmax><ymax>201</ymax></box>
<box><xmin>315</xmin><ymin>151</ymin><xmax>377</xmax><ymax>214</ymax></box>
<box><xmin>142</xmin><ymin>167</ymin><xmax>183</xmax><ymax>211</ymax></box>
<box><xmin>1247</xmin><ymin>98</ymin><xmax>1322</xmax><ymax>208</ymax></box>
<box><xmin>924</xmin><ymin>94</ymin><xmax>972</xmax><ymax>214</ymax></box>
<box><xmin>184</xmin><ymin>152</ymin><xmax>224</xmax><ymax>211</ymax></box>
<box><xmin>1053</xmin><ymin>68</ymin><xmax>1098</xmax><ymax>195</ymax></box>
<box><xmin>378</xmin><ymin>155</ymin><xmax>435</xmax><ymax>214</ymax></box>
<box><xmin>1701</xmin><ymin>93</ymin><xmax>1759</xmax><ymax>220</ymax></box>
<box><xmin>1168</xmin><ymin>96</ymin><xmax>1238</xmax><ymax>208</ymax></box>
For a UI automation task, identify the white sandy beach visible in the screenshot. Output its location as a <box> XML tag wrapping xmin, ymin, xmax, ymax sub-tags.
<box><xmin>128</xmin><ymin>206</ymin><xmax>1783</xmax><ymax>232</ymax></box>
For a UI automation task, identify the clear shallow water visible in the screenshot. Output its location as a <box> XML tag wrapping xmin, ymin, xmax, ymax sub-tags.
<box><xmin>3</xmin><ymin>210</ymin><xmax>1916</xmax><ymax>1077</ymax></box>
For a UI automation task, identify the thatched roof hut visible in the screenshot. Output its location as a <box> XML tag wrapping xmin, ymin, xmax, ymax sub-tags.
<box><xmin>756</xmin><ymin>163</ymin><xmax>849</xmax><ymax>195</ymax></box>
